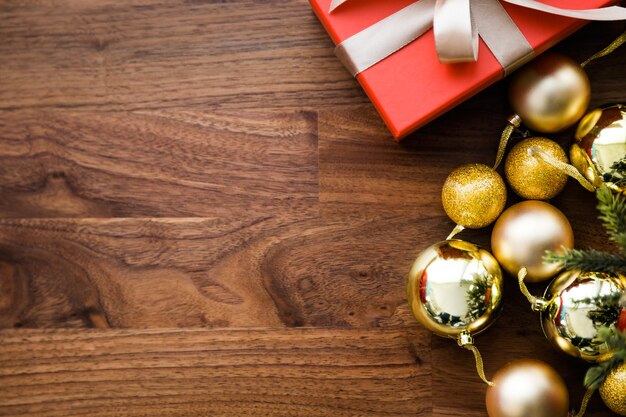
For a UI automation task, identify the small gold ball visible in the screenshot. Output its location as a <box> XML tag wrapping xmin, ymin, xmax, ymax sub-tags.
<box><xmin>442</xmin><ymin>163</ymin><xmax>507</xmax><ymax>229</ymax></box>
<box><xmin>486</xmin><ymin>359</ymin><xmax>569</xmax><ymax>417</ymax></box>
<box><xmin>600</xmin><ymin>361</ymin><xmax>626</xmax><ymax>415</ymax></box>
<box><xmin>510</xmin><ymin>53</ymin><xmax>590</xmax><ymax>133</ymax></box>
<box><xmin>491</xmin><ymin>201</ymin><xmax>574</xmax><ymax>282</ymax></box>
<box><xmin>505</xmin><ymin>137</ymin><xmax>568</xmax><ymax>200</ymax></box>
<box><xmin>407</xmin><ymin>240</ymin><xmax>504</xmax><ymax>338</ymax></box>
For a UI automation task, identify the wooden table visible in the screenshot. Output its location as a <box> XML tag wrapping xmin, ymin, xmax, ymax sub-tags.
<box><xmin>0</xmin><ymin>1</ymin><xmax>624</xmax><ymax>416</ymax></box>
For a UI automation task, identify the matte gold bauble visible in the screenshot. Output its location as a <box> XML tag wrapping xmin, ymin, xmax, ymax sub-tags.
<box><xmin>571</xmin><ymin>104</ymin><xmax>626</xmax><ymax>193</ymax></box>
<box><xmin>407</xmin><ymin>240</ymin><xmax>504</xmax><ymax>339</ymax></box>
<box><xmin>442</xmin><ymin>163</ymin><xmax>507</xmax><ymax>229</ymax></box>
<box><xmin>541</xmin><ymin>270</ymin><xmax>626</xmax><ymax>362</ymax></box>
<box><xmin>486</xmin><ymin>359</ymin><xmax>569</xmax><ymax>417</ymax></box>
<box><xmin>491</xmin><ymin>201</ymin><xmax>574</xmax><ymax>282</ymax></box>
<box><xmin>509</xmin><ymin>53</ymin><xmax>590</xmax><ymax>133</ymax></box>
<box><xmin>505</xmin><ymin>137</ymin><xmax>569</xmax><ymax>200</ymax></box>
<box><xmin>600</xmin><ymin>361</ymin><xmax>626</xmax><ymax>415</ymax></box>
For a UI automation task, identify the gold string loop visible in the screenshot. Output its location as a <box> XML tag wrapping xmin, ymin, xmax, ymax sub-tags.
<box><xmin>581</xmin><ymin>30</ymin><xmax>626</xmax><ymax>68</ymax></box>
<box><xmin>529</xmin><ymin>147</ymin><xmax>597</xmax><ymax>192</ymax></box>
<box><xmin>447</xmin><ymin>224</ymin><xmax>465</xmax><ymax>240</ymax></box>
<box><xmin>517</xmin><ymin>268</ymin><xmax>548</xmax><ymax>312</ymax></box>
<box><xmin>457</xmin><ymin>331</ymin><xmax>495</xmax><ymax>386</ymax></box>
<box><xmin>570</xmin><ymin>388</ymin><xmax>596</xmax><ymax>417</ymax></box>
<box><xmin>494</xmin><ymin>114</ymin><xmax>522</xmax><ymax>170</ymax></box>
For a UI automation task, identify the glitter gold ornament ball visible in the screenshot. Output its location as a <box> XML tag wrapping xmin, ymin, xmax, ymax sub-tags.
<box><xmin>599</xmin><ymin>361</ymin><xmax>626</xmax><ymax>415</ymax></box>
<box><xmin>442</xmin><ymin>163</ymin><xmax>507</xmax><ymax>229</ymax></box>
<box><xmin>486</xmin><ymin>359</ymin><xmax>569</xmax><ymax>417</ymax></box>
<box><xmin>505</xmin><ymin>137</ymin><xmax>568</xmax><ymax>200</ymax></box>
<box><xmin>509</xmin><ymin>53</ymin><xmax>590</xmax><ymax>133</ymax></box>
<box><xmin>491</xmin><ymin>201</ymin><xmax>574</xmax><ymax>282</ymax></box>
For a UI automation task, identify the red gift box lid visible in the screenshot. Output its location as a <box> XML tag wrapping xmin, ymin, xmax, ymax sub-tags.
<box><xmin>310</xmin><ymin>0</ymin><xmax>615</xmax><ymax>140</ymax></box>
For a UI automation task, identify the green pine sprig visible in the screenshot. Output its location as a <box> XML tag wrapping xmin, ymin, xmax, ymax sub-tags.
<box><xmin>544</xmin><ymin>248</ymin><xmax>626</xmax><ymax>275</ymax></box>
<box><xmin>584</xmin><ymin>326</ymin><xmax>626</xmax><ymax>390</ymax></box>
<box><xmin>596</xmin><ymin>185</ymin><xmax>626</xmax><ymax>253</ymax></box>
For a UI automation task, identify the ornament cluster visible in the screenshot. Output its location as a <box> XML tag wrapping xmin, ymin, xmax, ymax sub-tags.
<box><xmin>406</xmin><ymin>50</ymin><xmax>626</xmax><ymax>417</ymax></box>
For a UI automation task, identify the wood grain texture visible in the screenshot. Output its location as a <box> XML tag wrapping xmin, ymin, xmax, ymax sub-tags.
<box><xmin>0</xmin><ymin>328</ymin><xmax>431</xmax><ymax>417</ymax></box>
<box><xmin>0</xmin><ymin>0</ymin><xmax>625</xmax><ymax>415</ymax></box>
<box><xmin>0</xmin><ymin>0</ymin><xmax>366</xmax><ymax>112</ymax></box>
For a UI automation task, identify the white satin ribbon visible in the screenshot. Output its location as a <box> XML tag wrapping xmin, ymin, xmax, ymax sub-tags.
<box><xmin>331</xmin><ymin>0</ymin><xmax>626</xmax><ymax>75</ymax></box>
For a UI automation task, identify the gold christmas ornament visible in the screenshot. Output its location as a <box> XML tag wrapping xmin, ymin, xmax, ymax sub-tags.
<box><xmin>599</xmin><ymin>361</ymin><xmax>626</xmax><ymax>415</ymax></box>
<box><xmin>485</xmin><ymin>359</ymin><xmax>569</xmax><ymax>417</ymax></box>
<box><xmin>571</xmin><ymin>104</ymin><xmax>626</xmax><ymax>193</ymax></box>
<box><xmin>539</xmin><ymin>270</ymin><xmax>626</xmax><ymax>362</ymax></box>
<box><xmin>491</xmin><ymin>201</ymin><xmax>574</xmax><ymax>282</ymax></box>
<box><xmin>407</xmin><ymin>239</ymin><xmax>504</xmax><ymax>338</ymax></box>
<box><xmin>505</xmin><ymin>137</ymin><xmax>569</xmax><ymax>200</ymax></box>
<box><xmin>441</xmin><ymin>163</ymin><xmax>507</xmax><ymax>229</ymax></box>
<box><xmin>509</xmin><ymin>53</ymin><xmax>590</xmax><ymax>133</ymax></box>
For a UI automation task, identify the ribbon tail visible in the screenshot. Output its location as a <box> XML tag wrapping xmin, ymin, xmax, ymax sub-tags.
<box><xmin>503</xmin><ymin>0</ymin><xmax>626</xmax><ymax>20</ymax></box>
<box><xmin>334</xmin><ymin>0</ymin><xmax>436</xmax><ymax>76</ymax></box>
<box><xmin>473</xmin><ymin>0</ymin><xmax>535</xmax><ymax>75</ymax></box>
<box><xmin>329</xmin><ymin>0</ymin><xmax>349</xmax><ymax>12</ymax></box>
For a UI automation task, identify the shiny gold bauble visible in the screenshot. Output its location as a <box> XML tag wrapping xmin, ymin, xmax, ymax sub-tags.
<box><xmin>486</xmin><ymin>359</ymin><xmax>569</xmax><ymax>417</ymax></box>
<box><xmin>541</xmin><ymin>270</ymin><xmax>626</xmax><ymax>362</ymax></box>
<box><xmin>407</xmin><ymin>240</ymin><xmax>504</xmax><ymax>339</ymax></box>
<box><xmin>600</xmin><ymin>361</ymin><xmax>626</xmax><ymax>415</ymax></box>
<box><xmin>509</xmin><ymin>53</ymin><xmax>590</xmax><ymax>133</ymax></box>
<box><xmin>491</xmin><ymin>201</ymin><xmax>574</xmax><ymax>282</ymax></box>
<box><xmin>442</xmin><ymin>163</ymin><xmax>507</xmax><ymax>229</ymax></box>
<box><xmin>505</xmin><ymin>137</ymin><xmax>569</xmax><ymax>200</ymax></box>
<box><xmin>571</xmin><ymin>104</ymin><xmax>626</xmax><ymax>193</ymax></box>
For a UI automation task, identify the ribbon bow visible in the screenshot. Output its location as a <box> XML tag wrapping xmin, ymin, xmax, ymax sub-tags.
<box><xmin>331</xmin><ymin>0</ymin><xmax>626</xmax><ymax>76</ymax></box>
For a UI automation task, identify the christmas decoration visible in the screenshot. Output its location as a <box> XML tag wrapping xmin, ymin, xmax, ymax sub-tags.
<box><xmin>491</xmin><ymin>201</ymin><xmax>574</xmax><ymax>282</ymax></box>
<box><xmin>545</xmin><ymin>187</ymin><xmax>626</xmax><ymax>274</ymax></box>
<box><xmin>442</xmin><ymin>164</ymin><xmax>507</xmax><ymax>229</ymax></box>
<box><xmin>310</xmin><ymin>0</ymin><xmax>626</xmax><ymax>139</ymax></box>
<box><xmin>582</xmin><ymin>324</ymin><xmax>626</xmax><ymax>416</ymax></box>
<box><xmin>485</xmin><ymin>359</ymin><xmax>569</xmax><ymax>417</ymax></box>
<box><xmin>407</xmin><ymin>239</ymin><xmax>503</xmax><ymax>384</ymax></box>
<box><xmin>517</xmin><ymin>269</ymin><xmax>625</xmax><ymax>362</ymax></box>
<box><xmin>571</xmin><ymin>104</ymin><xmax>626</xmax><ymax>194</ymax></box>
<box><xmin>504</xmin><ymin>137</ymin><xmax>569</xmax><ymax>200</ymax></box>
<box><xmin>509</xmin><ymin>53</ymin><xmax>590</xmax><ymax>133</ymax></box>
<box><xmin>599</xmin><ymin>354</ymin><xmax>626</xmax><ymax>415</ymax></box>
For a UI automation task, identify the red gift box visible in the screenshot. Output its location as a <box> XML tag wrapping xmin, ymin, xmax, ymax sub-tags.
<box><xmin>310</xmin><ymin>0</ymin><xmax>615</xmax><ymax>140</ymax></box>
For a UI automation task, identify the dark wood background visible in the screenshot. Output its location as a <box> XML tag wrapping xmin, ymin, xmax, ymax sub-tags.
<box><xmin>0</xmin><ymin>1</ymin><xmax>624</xmax><ymax>415</ymax></box>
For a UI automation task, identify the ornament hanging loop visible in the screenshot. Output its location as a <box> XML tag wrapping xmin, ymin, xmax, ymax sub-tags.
<box><xmin>494</xmin><ymin>114</ymin><xmax>522</xmax><ymax>170</ymax></box>
<box><xmin>517</xmin><ymin>267</ymin><xmax>548</xmax><ymax>312</ymax></box>
<box><xmin>570</xmin><ymin>387</ymin><xmax>596</xmax><ymax>417</ymax></box>
<box><xmin>580</xmin><ymin>30</ymin><xmax>626</xmax><ymax>68</ymax></box>
<box><xmin>528</xmin><ymin>146</ymin><xmax>597</xmax><ymax>192</ymax></box>
<box><xmin>457</xmin><ymin>331</ymin><xmax>495</xmax><ymax>387</ymax></box>
<box><xmin>446</xmin><ymin>224</ymin><xmax>465</xmax><ymax>240</ymax></box>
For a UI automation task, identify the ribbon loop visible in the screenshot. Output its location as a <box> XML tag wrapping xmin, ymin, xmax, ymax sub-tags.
<box><xmin>330</xmin><ymin>0</ymin><xmax>626</xmax><ymax>76</ymax></box>
<box><xmin>434</xmin><ymin>0</ymin><xmax>478</xmax><ymax>63</ymax></box>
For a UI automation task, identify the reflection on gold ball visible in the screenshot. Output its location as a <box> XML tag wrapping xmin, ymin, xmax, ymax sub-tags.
<box><xmin>406</xmin><ymin>240</ymin><xmax>504</xmax><ymax>339</ymax></box>
<box><xmin>442</xmin><ymin>163</ymin><xmax>507</xmax><ymax>229</ymax></box>
<box><xmin>600</xmin><ymin>361</ymin><xmax>626</xmax><ymax>415</ymax></box>
<box><xmin>541</xmin><ymin>270</ymin><xmax>626</xmax><ymax>362</ymax></box>
<box><xmin>510</xmin><ymin>53</ymin><xmax>590</xmax><ymax>133</ymax></box>
<box><xmin>571</xmin><ymin>104</ymin><xmax>626</xmax><ymax>194</ymax></box>
<box><xmin>491</xmin><ymin>201</ymin><xmax>574</xmax><ymax>282</ymax></box>
<box><xmin>486</xmin><ymin>359</ymin><xmax>569</xmax><ymax>417</ymax></box>
<box><xmin>505</xmin><ymin>137</ymin><xmax>568</xmax><ymax>200</ymax></box>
